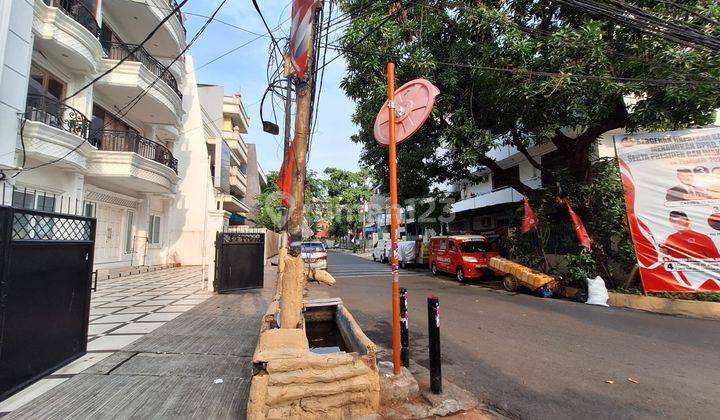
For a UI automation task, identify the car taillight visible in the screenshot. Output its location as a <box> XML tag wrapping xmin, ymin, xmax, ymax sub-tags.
<box><xmin>318</xmin><ymin>256</ymin><xmax>327</xmax><ymax>260</ymax></box>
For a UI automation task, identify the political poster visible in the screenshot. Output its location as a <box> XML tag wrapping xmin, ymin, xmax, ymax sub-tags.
<box><xmin>615</xmin><ymin>128</ymin><xmax>720</xmax><ymax>292</ymax></box>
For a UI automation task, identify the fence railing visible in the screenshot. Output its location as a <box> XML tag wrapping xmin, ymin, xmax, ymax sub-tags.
<box><xmin>169</xmin><ymin>0</ymin><xmax>186</xmax><ymax>34</ymax></box>
<box><xmin>102</xmin><ymin>41</ymin><xmax>182</xmax><ymax>99</ymax></box>
<box><xmin>90</xmin><ymin>129</ymin><xmax>178</xmax><ymax>173</ymax></box>
<box><xmin>25</xmin><ymin>94</ymin><xmax>91</xmax><ymax>140</ymax></box>
<box><xmin>45</xmin><ymin>0</ymin><xmax>100</xmax><ymax>38</ymax></box>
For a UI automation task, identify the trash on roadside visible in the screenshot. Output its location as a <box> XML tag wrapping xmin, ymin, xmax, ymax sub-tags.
<box><xmin>586</xmin><ymin>276</ymin><xmax>609</xmax><ymax>307</ymax></box>
<box><xmin>213</xmin><ymin>378</ymin><xmax>224</xmax><ymax>384</ymax></box>
<box><xmin>628</xmin><ymin>378</ymin><xmax>639</xmax><ymax>384</ymax></box>
<box><xmin>605</xmin><ymin>380</ymin><xmax>614</xmax><ymax>384</ymax></box>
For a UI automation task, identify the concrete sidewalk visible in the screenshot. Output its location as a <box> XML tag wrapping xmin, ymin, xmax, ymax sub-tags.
<box><xmin>5</xmin><ymin>266</ymin><xmax>275</xmax><ymax>420</ymax></box>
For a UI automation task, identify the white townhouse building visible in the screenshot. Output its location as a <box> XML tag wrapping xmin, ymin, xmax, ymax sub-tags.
<box><xmin>198</xmin><ymin>85</ymin><xmax>267</xmax><ymax>226</ymax></box>
<box><xmin>449</xmin><ymin>132</ymin><xmax>620</xmax><ymax>232</ymax></box>
<box><xmin>0</xmin><ymin>0</ymin><xmax>267</xmax><ymax>279</ymax></box>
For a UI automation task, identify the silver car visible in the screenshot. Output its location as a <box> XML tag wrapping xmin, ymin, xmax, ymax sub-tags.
<box><xmin>301</xmin><ymin>242</ymin><xmax>328</xmax><ymax>270</ymax></box>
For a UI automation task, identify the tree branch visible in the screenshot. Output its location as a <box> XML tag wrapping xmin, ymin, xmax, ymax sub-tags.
<box><xmin>478</xmin><ymin>156</ymin><xmax>537</xmax><ymax>197</ymax></box>
<box><xmin>509</xmin><ymin>128</ymin><xmax>543</xmax><ymax>171</ymax></box>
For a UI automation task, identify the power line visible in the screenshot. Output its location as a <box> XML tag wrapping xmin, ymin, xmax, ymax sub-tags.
<box><xmin>252</xmin><ymin>0</ymin><xmax>284</xmax><ymax>57</ymax></box>
<box><xmin>326</xmin><ymin>44</ymin><xmax>720</xmax><ymax>86</ymax></box>
<box><xmin>113</xmin><ymin>0</ymin><xmax>230</xmax><ymax>120</ymax></box>
<box><xmin>554</xmin><ymin>0</ymin><xmax>720</xmax><ymax>52</ymax></box>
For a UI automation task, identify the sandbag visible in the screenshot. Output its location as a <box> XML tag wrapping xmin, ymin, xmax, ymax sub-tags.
<box><xmin>586</xmin><ymin>276</ymin><xmax>609</xmax><ymax>307</ymax></box>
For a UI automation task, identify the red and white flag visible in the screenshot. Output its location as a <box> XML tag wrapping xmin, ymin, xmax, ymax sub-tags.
<box><xmin>277</xmin><ymin>139</ymin><xmax>295</xmax><ymax>208</ymax></box>
<box><xmin>565</xmin><ymin>201</ymin><xmax>591</xmax><ymax>250</ymax></box>
<box><xmin>289</xmin><ymin>0</ymin><xmax>320</xmax><ymax>79</ymax></box>
<box><xmin>520</xmin><ymin>196</ymin><xmax>540</xmax><ymax>234</ymax></box>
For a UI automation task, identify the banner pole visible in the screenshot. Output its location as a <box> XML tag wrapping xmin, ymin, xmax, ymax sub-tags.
<box><xmin>387</xmin><ymin>62</ymin><xmax>402</xmax><ymax>375</ymax></box>
<box><xmin>534</xmin><ymin>226</ymin><xmax>550</xmax><ymax>272</ymax></box>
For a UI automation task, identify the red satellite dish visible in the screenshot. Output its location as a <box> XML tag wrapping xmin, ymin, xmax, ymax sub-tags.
<box><xmin>373</xmin><ymin>78</ymin><xmax>440</xmax><ymax>146</ymax></box>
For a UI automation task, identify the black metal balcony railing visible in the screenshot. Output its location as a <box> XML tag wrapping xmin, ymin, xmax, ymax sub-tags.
<box><xmin>90</xmin><ymin>130</ymin><xmax>178</xmax><ymax>173</ymax></box>
<box><xmin>102</xmin><ymin>41</ymin><xmax>182</xmax><ymax>99</ymax></box>
<box><xmin>45</xmin><ymin>0</ymin><xmax>100</xmax><ymax>39</ymax></box>
<box><xmin>25</xmin><ymin>94</ymin><xmax>91</xmax><ymax>140</ymax></box>
<box><xmin>169</xmin><ymin>0</ymin><xmax>187</xmax><ymax>34</ymax></box>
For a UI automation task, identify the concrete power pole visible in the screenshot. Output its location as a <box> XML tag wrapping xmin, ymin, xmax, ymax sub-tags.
<box><xmin>287</xmin><ymin>21</ymin><xmax>316</xmax><ymax>247</ymax></box>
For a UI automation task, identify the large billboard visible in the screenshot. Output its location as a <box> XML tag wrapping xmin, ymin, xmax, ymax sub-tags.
<box><xmin>615</xmin><ymin>128</ymin><xmax>720</xmax><ymax>293</ymax></box>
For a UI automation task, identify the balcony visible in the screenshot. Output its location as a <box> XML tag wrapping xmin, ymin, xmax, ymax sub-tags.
<box><xmin>33</xmin><ymin>0</ymin><xmax>104</xmax><ymax>73</ymax></box>
<box><xmin>21</xmin><ymin>94</ymin><xmax>95</xmax><ymax>170</ymax></box>
<box><xmin>101</xmin><ymin>0</ymin><xmax>186</xmax><ymax>58</ymax></box>
<box><xmin>94</xmin><ymin>42</ymin><xmax>183</xmax><ymax>126</ymax></box>
<box><xmin>90</xmin><ymin>130</ymin><xmax>177</xmax><ymax>173</ymax></box>
<box><xmin>85</xmin><ymin>130</ymin><xmax>179</xmax><ymax>195</ymax></box>
<box><xmin>230</xmin><ymin>166</ymin><xmax>247</xmax><ymax>196</ymax></box>
<box><xmin>451</xmin><ymin>187</ymin><xmax>524</xmax><ymax>214</ymax></box>
<box><xmin>103</xmin><ymin>42</ymin><xmax>182</xmax><ymax>99</ymax></box>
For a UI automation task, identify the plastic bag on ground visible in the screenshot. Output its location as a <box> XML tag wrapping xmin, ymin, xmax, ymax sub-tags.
<box><xmin>586</xmin><ymin>276</ymin><xmax>609</xmax><ymax>307</ymax></box>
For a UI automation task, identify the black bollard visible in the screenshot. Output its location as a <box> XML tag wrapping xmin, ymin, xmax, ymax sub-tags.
<box><xmin>400</xmin><ymin>287</ymin><xmax>409</xmax><ymax>367</ymax></box>
<box><xmin>427</xmin><ymin>295</ymin><xmax>442</xmax><ymax>394</ymax></box>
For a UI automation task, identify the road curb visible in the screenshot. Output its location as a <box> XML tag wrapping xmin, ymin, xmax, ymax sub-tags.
<box><xmin>608</xmin><ymin>292</ymin><xmax>720</xmax><ymax>321</ymax></box>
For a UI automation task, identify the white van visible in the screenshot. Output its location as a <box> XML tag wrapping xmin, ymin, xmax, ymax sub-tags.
<box><xmin>372</xmin><ymin>239</ymin><xmax>390</xmax><ymax>263</ymax></box>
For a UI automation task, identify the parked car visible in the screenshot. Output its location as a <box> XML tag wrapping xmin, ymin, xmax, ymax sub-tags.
<box><xmin>301</xmin><ymin>242</ymin><xmax>328</xmax><ymax>270</ymax></box>
<box><xmin>428</xmin><ymin>235</ymin><xmax>498</xmax><ymax>282</ymax></box>
<box><xmin>372</xmin><ymin>239</ymin><xmax>390</xmax><ymax>263</ymax></box>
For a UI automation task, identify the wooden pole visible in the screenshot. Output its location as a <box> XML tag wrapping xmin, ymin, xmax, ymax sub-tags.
<box><xmin>387</xmin><ymin>62</ymin><xmax>402</xmax><ymax>375</ymax></box>
<box><xmin>288</xmin><ymin>22</ymin><xmax>316</xmax><ymax>247</ymax></box>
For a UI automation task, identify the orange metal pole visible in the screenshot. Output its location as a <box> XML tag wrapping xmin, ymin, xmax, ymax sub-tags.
<box><xmin>387</xmin><ymin>62</ymin><xmax>402</xmax><ymax>375</ymax></box>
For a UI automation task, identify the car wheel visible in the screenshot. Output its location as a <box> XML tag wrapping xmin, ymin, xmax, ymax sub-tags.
<box><xmin>400</xmin><ymin>260</ymin><xmax>406</xmax><ymax>269</ymax></box>
<box><xmin>431</xmin><ymin>263</ymin><xmax>438</xmax><ymax>276</ymax></box>
<box><xmin>502</xmin><ymin>274</ymin><xmax>518</xmax><ymax>292</ymax></box>
<box><xmin>456</xmin><ymin>267</ymin><xmax>465</xmax><ymax>282</ymax></box>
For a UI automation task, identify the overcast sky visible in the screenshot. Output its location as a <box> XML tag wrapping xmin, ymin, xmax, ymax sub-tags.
<box><xmin>183</xmin><ymin>0</ymin><xmax>363</xmax><ymax>178</ymax></box>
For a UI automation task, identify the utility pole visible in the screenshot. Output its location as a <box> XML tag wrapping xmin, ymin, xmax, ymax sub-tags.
<box><xmin>280</xmin><ymin>77</ymin><xmax>293</xmax><ymax>232</ymax></box>
<box><xmin>288</xmin><ymin>19</ymin><xmax>316</xmax><ymax>248</ymax></box>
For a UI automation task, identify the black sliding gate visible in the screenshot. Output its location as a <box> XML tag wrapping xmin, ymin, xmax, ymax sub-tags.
<box><xmin>0</xmin><ymin>206</ymin><xmax>96</xmax><ymax>400</ymax></box>
<box><xmin>215</xmin><ymin>231</ymin><xmax>264</xmax><ymax>292</ymax></box>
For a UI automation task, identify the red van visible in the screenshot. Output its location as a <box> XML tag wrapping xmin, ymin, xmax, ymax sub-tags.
<box><xmin>428</xmin><ymin>235</ymin><xmax>498</xmax><ymax>282</ymax></box>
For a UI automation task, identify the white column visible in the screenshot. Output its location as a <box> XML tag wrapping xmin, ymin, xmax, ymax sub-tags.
<box><xmin>135</xmin><ymin>194</ymin><xmax>151</xmax><ymax>265</ymax></box>
<box><xmin>143</xmin><ymin>123</ymin><xmax>157</xmax><ymax>141</ymax></box>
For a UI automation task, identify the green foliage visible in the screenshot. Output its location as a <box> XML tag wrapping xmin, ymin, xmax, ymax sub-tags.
<box><xmin>505</xmin><ymin>158</ymin><xmax>636</xmax><ymax>287</ymax></box>
<box><xmin>254</xmin><ymin>171</ymin><xmax>282</xmax><ymax>231</ymax></box>
<box><xmin>339</xmin><ymin>0</ymin><xmax>720</xmax><ymax>189</ymax></box>
<box><xmin>322</xmin><ymin>167</ymin><xmax>374</xmax><ymax>238</ymax></box>
<box><xmin>254</xmin><ymin>170</ymin><xmax>326</xmax><ymax>232</ymax></box>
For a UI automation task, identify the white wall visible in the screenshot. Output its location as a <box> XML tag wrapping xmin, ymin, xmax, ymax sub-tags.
<box><xmin>0</xmin><ymin>0</ymin><xmax>33</xmax><ymax>169</ymax></box>
<box><xmin>167</xmin><ymin>56</ymin><xmax>219</xmax><ymax>286</ymax></box>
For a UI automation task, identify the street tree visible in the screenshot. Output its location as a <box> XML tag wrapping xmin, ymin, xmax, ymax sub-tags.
<box><xmin>255</xmin><ymin>170</ymin><xmax>326</xmax><ymax>232</ymax></box>
<box><xmin>322</xmin><ymin>167</ymin><xmax>374</xmax><ymax>238</ymax></box>
<box><xmin>339</xmin><ymin>0</ymin><xmax>720</xmax><ymax>195</ymax></box>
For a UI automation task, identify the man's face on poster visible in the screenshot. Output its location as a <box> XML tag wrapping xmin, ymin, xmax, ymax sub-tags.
<box><xmin>677</xmin><ymin>171</ymin><xmax>694</xmax><ymax>186</ymax></box>
<box><xmin>669</xmin><ymin>213</ymin><xmax>691</xmax><ymax>231</ymax></box>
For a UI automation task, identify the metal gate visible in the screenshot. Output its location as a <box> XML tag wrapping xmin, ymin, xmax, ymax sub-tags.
<box><xmin>215</xmin><ymin>231</ymin><xmax>265</xmax><ymax>292</ymax></box>
<box><xmin>0</xmin><ymin>206</ymin><xmax>95</xmax><ymax>400</ymax></box>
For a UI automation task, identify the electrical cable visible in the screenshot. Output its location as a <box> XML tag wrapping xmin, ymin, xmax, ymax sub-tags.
<box><xmin>326</xmin><ymin>43</ymin><xmax>720</xmax><ymax>86</ymax></box>
<box><xmin>12</xmin><ymin>0</ymin><xmax>231</xmax><ymax>177</ymax></box>
<box><xmin>113</xmin><ymin>0</ymin><xmax>230</xmax><ymax>120</ymax></box>
<box><xmin>252</xmin><ymin>0</ymin><xmax>284</xmax><ymax>57</ymax></box>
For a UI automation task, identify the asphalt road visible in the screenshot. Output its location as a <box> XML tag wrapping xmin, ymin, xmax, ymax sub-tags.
<box><xmin>307</xmin><ymin>251</ymin><xmax>720</xmax><ymax>420</ymax></box>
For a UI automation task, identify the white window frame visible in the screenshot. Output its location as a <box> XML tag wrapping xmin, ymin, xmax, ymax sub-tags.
<box><xmin>148</xmin><ymin>214</ymin><xmax>161</xmax><ymax>245</ymax></box>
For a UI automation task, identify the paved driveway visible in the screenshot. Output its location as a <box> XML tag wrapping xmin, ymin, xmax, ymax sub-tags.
<box><xmin>310</xmin><ymin>251</ymin><xmax>720</xmax><ymax>420</ymax></box>
<box><xmin>0</xmin><ymin>267</ymin><xmax>211</xmax><ymax>415</ymax></box>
